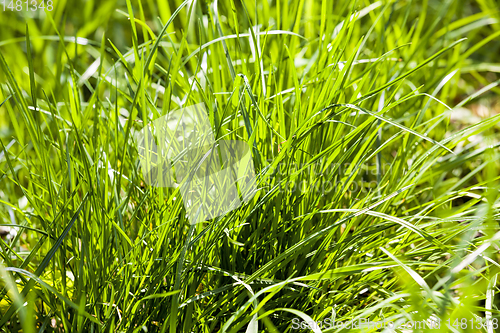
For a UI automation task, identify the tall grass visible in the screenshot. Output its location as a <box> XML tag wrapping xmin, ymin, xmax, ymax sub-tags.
<box><xmin>0</xmin><ymin>0</ymin><xmax>500</xmax><ymax>332</ymax></box>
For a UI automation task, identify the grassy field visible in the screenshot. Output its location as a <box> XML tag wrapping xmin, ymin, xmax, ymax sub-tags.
<box><xmin>1</xmin><ymin>0</ymin><xmax>500</xmax><ymax>332</ymax></box>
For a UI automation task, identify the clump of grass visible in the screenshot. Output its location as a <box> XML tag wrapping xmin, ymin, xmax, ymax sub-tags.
<box><xmin>1</xmin><ymin>0</ymin><xmax>500</xmax><ymax>332</ymax></box>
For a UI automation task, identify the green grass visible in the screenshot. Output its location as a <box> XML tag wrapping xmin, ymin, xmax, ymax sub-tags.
<box><xmin>0</xmin><ymin>0</ymin><xmax>500</xmax><ymax>332</ymax></box>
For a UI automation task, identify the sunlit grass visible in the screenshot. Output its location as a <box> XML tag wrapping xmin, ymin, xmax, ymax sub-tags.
<box><xmin>0</xmin><ymin>0</ymin><xmax>500</xmax><ymax>332</ymax></box>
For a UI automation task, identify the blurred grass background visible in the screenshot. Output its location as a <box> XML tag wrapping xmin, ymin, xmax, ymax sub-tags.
<box><xmin>0</xmin><ymin>0</ymin><xmax>500</xmax><ymax>332</ymax></box>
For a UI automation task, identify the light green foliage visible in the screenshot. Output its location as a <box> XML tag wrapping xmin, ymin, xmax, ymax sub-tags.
<box><xmin>0</xmin><ymin>0</ymin><xmax>499</xmax><ymax>332</ymax></box>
